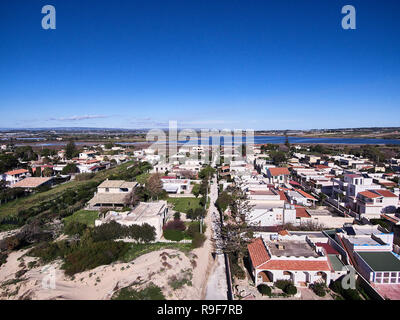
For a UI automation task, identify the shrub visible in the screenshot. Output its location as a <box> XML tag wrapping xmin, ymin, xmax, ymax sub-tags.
<box><xmin>285</xmin><ymin>283</ymin><xmax>297</xmax><ymax>295</ymax></box>
<box><xmin>310</xmin><ymin>282</ymin><xmax>326</xmax><ymax>297</ymax></box>
<box><xmin>231</xmin><ymin>262</ymin><xmax>246</xmax><ymax>280</ymax></box>
<box><xmin>257</xmin><ymin>284</ymin><xmax>271</xmax><ymax>296</ymax></box>
<box><xmin>163</xmin><ymin>219</ymin><xmax>186</xmax><ymax>232</ymax></box>
<box><xmin>163</xmin><ymin>229</ymin><xmax>184</xmax><ymax>241</ymax></box>
<box><xmin>191</xmin><ymin>232</ymin><xmax>206</xmax><ymax>249</ymax></box>
<box><xmin>274</xmin><ymin>280</ymin><xmax>291</xmax><ymax>290</ymax></box>
<box><xmin>62</xmin><ymin>241</ymin><xmax>129</xmax><ymax>275</ymax></box>
<box><xmin>341</xmin><ymin>288</ymin><xmax>362</xmax><ymax>300</ymax></box>
<box><xmin>91</xmin><ymin>221</ymin><xmax>126</xmax><ymax>242</ymax></box>
<box><xmin>173</xmin><ymin>212</ymin><xmax>181</xmax><ymax>220</ymax></box>
<box><xmin>126</xmin><ymin>223</ymin><xmax>156</xmax><ymax>243</ymax></box>
<box><xmin>64</xmin><ymin>221</ymin><xmax>87</xmax><ymax>236</ymax></box>
<box><xmin>329</xmin><ymin>277</ymin><xmax>362</xmax><ymax>300</ymax></box>
<box><xmin>28</xmin><ymin>241</ymin><xmax>71</xmax><ymax>263</ymax></box>
<box><xmin>112</xmin><ymin>283</ymin><xmax>165</xmax><ymax>300</ymax></box>
<box><xmin>75</xmin><ymin>173</ymin><xmax>95</xmax><ymax>181</ymax></box>
<box><xmin>185</xmin><ymin>222</ymin><xmax>205</xmax><ymax>238</ymax></box>
<box><xmin>0</xmin><ymin>252</ymin><xmax>7</xmax><ymax>267</ymax></box>
<box><xmin>274</xmin><ymin>280</ymin><xmax>297</xmax><ymax>295</ymax></box>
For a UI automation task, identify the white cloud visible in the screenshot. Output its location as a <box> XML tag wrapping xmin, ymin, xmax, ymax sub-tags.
<box><xmin>48</xmin><ymin>115</ymin><xmax>108</xmax><ymax>121</ymax></box>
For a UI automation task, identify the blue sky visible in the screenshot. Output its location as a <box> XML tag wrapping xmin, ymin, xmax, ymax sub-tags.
<box><xmin>0</xmin><ymin>0</ymin><xmax>399</xmax><ymax>130</ymax></box>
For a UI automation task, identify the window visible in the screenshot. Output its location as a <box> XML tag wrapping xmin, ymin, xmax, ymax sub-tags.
<box><xmin>376</xmin><ymin>278</ymin><xmax>382</xmax><ymax>283</ymax></box>
<box><xmin>391</xmin><ymin>278</ymin><xmax>396</xmax><ymax>283</ymax></box>
<box><xmin>375</xmin><ymin>272</ymin><xmax>382</xmax><ymax>279</ymax></box>
<box><xmin>391</xmin><ymin>272</ymin><xmax>397</xmax><ymax>277</ymax></box>
<box><xmin>384</xmin><ymin>272</ymin><xmax>390</xmax><ymax>277</ymax></box>
<box><xmin>105</xmin><ymin>188</ymin><xmax>109</xmax><ymax>192</ymax></box>
<box><xmin>383</xmin><ymin>278</ymin><xmax>389</xmax><ymax>283</ymax></box>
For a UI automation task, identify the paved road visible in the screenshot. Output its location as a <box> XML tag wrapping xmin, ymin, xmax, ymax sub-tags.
<box><xmin>205</xmin><ymin>177</ymin><xmax>228</xmax><ymax>300</ymax></box>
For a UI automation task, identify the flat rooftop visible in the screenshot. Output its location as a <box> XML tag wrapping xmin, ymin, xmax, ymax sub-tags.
<box><xmin>347</xmin><ymin>236</ymin><xmax>385</xmax><ymax>246</ymax></box>
<box><xmin>307</xmin><ymin>209</ymin><xmax>331</xmax><ymax>216</ymax></box>
<box><xmin>266</xmin><ymin>241</ymin><xmax>319</xmax><ymax>258</ymax></box>
<box><xmin>328</xmin><ymin>254</ymin><xmax>345</xmax><ymax>271</ymax></box>
<box><xmin>357</xmin><ymin>252</ymin><xmax>400</xmax><ymax>272</ymax></box>
<box><xmin>289</xmin><ymin>231</ymin><xmax>325</xmax><ymax>238</ymax></box>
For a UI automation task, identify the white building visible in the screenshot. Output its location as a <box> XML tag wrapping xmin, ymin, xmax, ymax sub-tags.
<box><xmin>248</xmin><ymin>237</ymin><xmax>346</xmax><ymax>287</ymax></box>
<box><xmin>1</xmin><ymin>169</ymin><xmax>29</xmax><ymax>186</ymax></box>
<box><xmin>95</xmin><ymin>201</ymin><xmax>169</xmax><ymax>241</ymax></box>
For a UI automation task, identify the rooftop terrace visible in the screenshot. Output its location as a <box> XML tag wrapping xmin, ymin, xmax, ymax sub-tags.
<box><xmin>266</xmin><ymin>241</ymin><xmax>320</xmax><ymax>258</ymax></box>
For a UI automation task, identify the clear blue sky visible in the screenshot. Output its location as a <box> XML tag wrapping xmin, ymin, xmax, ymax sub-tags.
<box><xmin>1</xmin><ymin>0</ymin><xmax>399</xmax><ymax>130</ymax></box>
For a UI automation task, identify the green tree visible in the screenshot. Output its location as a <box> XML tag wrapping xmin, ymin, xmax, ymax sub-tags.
<box><xmin>198</xmin><ymin>166</ymin><xmax>216</xmax><ymax>180</ymax></box>
<box><xmin>65</xmin><ymin>141</ymin><xmax>78</xmax><ymax>159</ymax></box>
<box><xmin>270</xmin><ymin>150</ymin><xmax>287</xmax><ymax>165</ymax></box>
<box><xmin>216</xmin><ymin>183</ymin><xmax>254</xmax><ymax>258</ymax></box>
<box><xmin>62</xmin><ymin>163</ymin><xmax>78</xmax><ymax>175</ymax></box>
<box><xmin>145</xmin><ymin>173</ymin><xmax>163</xmax><ymax>200</ymax></box>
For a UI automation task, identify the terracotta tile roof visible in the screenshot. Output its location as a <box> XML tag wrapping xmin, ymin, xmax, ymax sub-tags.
<box><xmin>375</xmin><ymin>189</ymin><xmax>397</xmax><ymax>198</ymax></box>
<box><xmin>315</xmin><ymin>243</ymin><xmax>339</xmax><ymax>255</ymax></box>
<box><xmin>315</xmin><ymin>165</ymin><xmax>330</xmax><ymax>169</ymax></box>
<box><xmin>346</xmin><ymin>174</ymin><xmax>362</xmax><ymax>178</ymax></box>
<box><xmin>268</xmin><ymin>167</ymin><xmax>290</xmax><ymax>176</ymax></box>
<box><xmin>296</xmin><ymin>207</ymin><xmax>311</xmax><ymax>218</ymax></box>
<box><xmin>4</xmin><ymin>169</ymin><xmax>28</xmax><ymax>176</ymax></box>
<box><xmin>278</xmin><ymin>230</ymin><xmax>289</xmax><ymax>236</ymax></box>
<box><xmin>289</xmin><ymin>180</ymin><xmax>301</xmax><ymax>186</ymax></box>
<box><xmin>278</xmin><ymin>190</ymin><xmax>288</xmax><ymax>201</ymax></box>
<box><xmin>295</xmin><ymin>189</ymin><xmax>317</xmax><ymax>201</ymax></box>
<box><xmin>257</xmin><ymin>259</ymin><xmax>331</xmax><ymax>271</ymax></box>
<box><xmin>249</xmin><ymin>190</ymin><xmax>274</xmax><ymax>195</ymax></box>
<box><xmin>248</xmin><ymin>238</ymin><xmax>271</xmax><ymax>268</ymax></box>
<box><xmin>359</xmin><ymin>190</ymin><xmax>381</xmax><ymax>199</ymax></box>
<box><xmin>11</xmin><ymin>177</ymin><xmax>52</xmax><ymax>188</ymax></box>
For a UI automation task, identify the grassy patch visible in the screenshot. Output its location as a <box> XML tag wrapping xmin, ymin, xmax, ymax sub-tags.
<box><xmin>112</xmin><ymin>283</ymin><xmax>165</xmax><ymax>300</ymax></box>
<box><xmin>135</xmin><ymin>172</ymin><xmax>150</xmax><ymax>185</ymax></box>
<box><xmin>63</xmin><ymin>210</ymin><xmax>99</xmax><ymax>227</ymax></box>
<box><xmin>0</xmin><ymin>161</ymin><xmax>135</xmax><ymax>219</ymax></box>
<box><xmin>167</xmin><ymin>197</ymin><xmax>202</xmax><ymax>214</ymax></box>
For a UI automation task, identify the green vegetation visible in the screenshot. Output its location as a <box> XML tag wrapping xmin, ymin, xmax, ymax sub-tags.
<box><xmin>191</xmin><ymin>232</ymin><xmax>206</xmax><ymax>249</ymax></box>
<box><xmin>163</xmin><ymin>229</ymin><xmax>185</xmax><ymax>241</ymax></box>
<box><xmin>370</xmin><ymin>219</ymin><xmax>389</xmax><ymax>230</ymax></box>
<box><xmin>167</xmin><ymin>197</ymin><xmax>202</xmax><ymax>214</ymax></box>
<box><xmin>90</xmin><ymin>221</ymin><xmax>156</xmax><ymax>243</ymax></box>
<box><xmin>62</xmin><ymin>241</ymin><xmax>129</xmax><ymax>276</ymax></box>
<box><xmin>0</xmin><ymin>161</ymin><xmax>145</xmax><ymax>224</ymax></box>
<box><xmin>274</xmin><ymin>280</ymin><xmax>297</xmax><ymax>295</ymax></box>
<box><xmin>112</xmin><ymin>283</ymin><xmax>165</xmax><ymax>300</ymax></box>
<box><xmin>135</xmin><ymin>172</ymin><xmax>150</xmax><ymax>185</ymax></box>
<box><xmin>310</xmin><ymin>282</ymin><xmax>327</xmax><ymax>297</ymax></box>
<box><xmin>0</xmin><ymin>252</ymin><xmax>7</xmax><ymax>267</ymax></box>
<box><xmin>257</xmin><ymin>284</ymin><xmax>272</xmax><ymax>296</ymax></box>
<box><xmin>330</xmin><ymin>277</ymin><xmax>363</xmax><ymax>300</ymax></box>
<box><xmin>63</xmin><ymin>210</ymin><xmax>99</xmax><ymax>227</ymax></box>
<box><xmin>61</xmin><ymin>163</ymin><xmax>78</xmax><ymax>175</ymax></box>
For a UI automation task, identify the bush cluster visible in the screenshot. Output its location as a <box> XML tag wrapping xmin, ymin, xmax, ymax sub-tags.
<box><xmin>330</xmin><ymin>277</ymin><xmax>362</xmax><ymax>300</ymax></box>
<box><xmin>91</xmin><ymin>221</ymin><xmax>156</xmax><ymax>243</ymax></box>
<box><xmin>310</xmin><ymin>282</ymin><xmax>327</xmax><ymax>297</ymax></box>
<box><xmin>274</xmin><ymin>280</ymin><xmax>297</xmax><ymax>295</ymax></box>
<box><xmin>257</xmin><ymin>284</ymin><xmax>272</xmax><ymax>296</ymax></box>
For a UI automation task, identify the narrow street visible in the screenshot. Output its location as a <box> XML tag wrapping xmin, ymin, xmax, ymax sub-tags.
<box><xmin>204</xmin><ymin>177</ymin><xmax>229</xmax><ymax>300</ymax></box>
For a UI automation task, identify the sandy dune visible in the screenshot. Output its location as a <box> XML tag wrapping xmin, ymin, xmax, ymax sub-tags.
<box><xmin>0</xmin><ymin>248</ymin><xmax>202</xmax><ymax>300</ymax></box>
